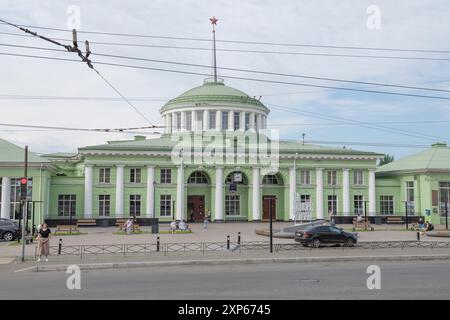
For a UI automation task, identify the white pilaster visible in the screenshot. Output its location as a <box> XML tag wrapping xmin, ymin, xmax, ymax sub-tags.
<box><xmin>115</xmin><ymin>165</ymin><xmax>124</xmax><ymax>218</ymax></box>
<box><xmin>203</xmin><ymin>110</ymin><xmax>209</xmax><ymax>131</ymax></box>
<box><xmin>172</xmin><ymin>112</ymin><xmax>177</xmax><ymax>132</ymax></box>
<box><xmin>216</xmin><ymin>110</ymin><xmax>221</xmax><ymax>131</ymax></box>
<box><xmin>84</xmin><ymin>165</ymin><xmax>93</xmax><ymax>218</ymax></box>
<box><xmin>256</xmin><ymin>114</ymin><xmax>262</xmax><ymax>131</ymax></box>
<box><xmin>1</xmin><ymin>177</ymin><xmax>11</xmax><ymax>219</ymax></box>
<box><xmin>146</xmin><ymin>165</ymin><xmax>155</xmax><ymax>218</ymax></box>
<box><xmin>191</xmin><ymin>110</ymin><xmax>195</xmax><ymax>132</ymax></box>
<box><xmin>240</xmin><ymin>111</ymin><xmax>245</xmax><ymax>131</ymax></box>
<box><xmin>214</xmin><ymin>167</ymin><xmax>224</xmax><ymax>221</ymax></box>
<box><xmin>249</xmin><ymin>112</ymin><xmax>255</xmax><ymax>131</ymax></box>
<box><xmin>369</xmin><ymin>169</ymin><xmax>376</xmax><ymax>216</ymax></box>
<box><xmin>176</xmin><ymin>164</ymin><xmax>184</xmax><ymax>220</ymax></box>
<box><xmin>180</xmin><ymin>111</ymin><xmax>186</xmax><ymax>132</ymax></box>
<box><xmin>289</xmin><ymin>166</ymin><xmax>296</xmax><ymax>220</ymax></box>
<box><xmin>228</xmin><ymin>110</ymin><xmax>234</xmax><ymax>131</ymax></box>
<box><xmin>342</xmin><ymin>169</ymin><xmax>350</xmax><ymax>216</ymax></box>
<box><xmin>252</xmin><ymin>167</ymin><xmax>261</xmax><ymax>220</ymax></box>
<box><xmin>316</xmin><ymin>168</ymin><xmax>324</xmax><ymax>220</ymax></box>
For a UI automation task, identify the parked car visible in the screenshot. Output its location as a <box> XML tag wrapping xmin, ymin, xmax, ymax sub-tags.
<box><xmin>294</xmin><ymin>225</ymin><xmax>357</xmax><ymax>248</ymax></box>
<box><xmin>0</xmin><ymin>218</ymin><xmax>20</xmax><ymax>241</ymax></box>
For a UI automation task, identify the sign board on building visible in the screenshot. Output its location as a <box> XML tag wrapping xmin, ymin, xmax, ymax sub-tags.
<box><xmin>229</xmin><ymin>182</ymin><xmax>237</xmax><ymax>193</ymax></box>
<box><xmin>233</xmin><ymin>172</ymin><xmax>242</xmax><ymax>183</ymax></box>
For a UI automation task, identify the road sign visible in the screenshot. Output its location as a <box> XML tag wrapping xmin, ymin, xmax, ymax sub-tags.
<box><xmin>229</xmin><ymin>182</ymin><xmax>237</xmax><ymax>193</ymax></box>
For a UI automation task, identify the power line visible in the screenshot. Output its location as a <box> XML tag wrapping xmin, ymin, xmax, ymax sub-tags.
<box><xmin>0</xmin><ymin>122</ymin><xmax>163</xmax><ymax>133</ymax></box>
<box><xmin>4</xmin><ymin>42</ymin><xmax>450</xmax><ymax>94</ymax></box>
<box><xmin>2</xmin><ymin>31</ymin><xmax>450</xmax><ymax>62</ymax></box>
<box><xmin>0</xmin><ymin>94</ymin><xmax>168</xmax><ymax>101</ymax></box>
<box><xmin>3</xmin><ymin>51</ymin><xmax>450</xmax><ymax>102</ymax></box>
<box><xmin>268</xmin><ymin>120</ymin><xmax>450</xmax><ymax>126</ymax></box>
<box><xmin>2</xmin><ymin>21</ymin><xmax>450</xmax><ymax>54</ymax></box>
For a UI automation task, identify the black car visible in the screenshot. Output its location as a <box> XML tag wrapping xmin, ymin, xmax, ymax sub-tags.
<box><xmin>0</xmin><ymin>218</ymin><xmax>20</xmax><ymax>241</ymax></box>
<box><xmin>294</xmin><ymin>225</ymin><xmax>357</xmax><ymax>248</ymax></box>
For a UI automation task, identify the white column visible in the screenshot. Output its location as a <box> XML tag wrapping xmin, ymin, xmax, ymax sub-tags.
<box><xmin>180</xmin><ymin>111</ymin><xmax>186</xmax><ymax>132</ymax></box>
<box><xmin>216</xmin><ymin>110</ymin><xmax>221</xmax><ymax>131</ymax></box>
<box><xmin>369</xmin><ymin>169</ymin><xmax>376</xmax><ymax>216</ymax></box>
<box><xmin>315</xmin><ymin>168</ymin><xmax>324</xmax><ymax>220</ymax></box>
<box><xmin>203</xmin><ymin>110</ymin><xmax>209</xmax><ymax>131</ymax></box>
<box><xmin>1</xmin><ymin>177</ymin><xmax>11</xmax><ymax>219</ymax></box>
<box><xmin>289</xmin><ymin>166</ymin><xmax>296</xmax><ymax>220</ymax></box>
<box><xmin>115</xmin><ymin>165</ymin><xmax>125</xmax><ymax>218</ymax></box>
<box><xmin>168</xmin><ymin>114</ymin><xmax>172</xmax><ymax>133</ymax></box>
<box><xmin>191</xmin><ymin>110</ymin><xmax>196</xmax><ymax>131</ymax></box>
<box><xmin>249</xmin><ymin>112</ymin><xmax>255</xmax><ymax>131</ymax></box>
<box><xmin>256</xmin><ymin>114</ymin><xmax>262</xmax><ymax>131</ymax></box>
<box><xmin>146</xmin><ymin>165</ymin><xmax>155</xmax><ymax>218</ymax></box>
<box><xmin>240</xmin><ymin>111</ymin><xmax>245</xmax><ymax>131</ymax></box>
<box><xmin>84</xmin><ymin>165</ymin><xmax>93</xmax><ymax>218</ymax></box>
<box><xmin>252</xmin><ymin>167</ymin><xmax>261</xmax><ymax>221</ymax></box>
<box><xmin>228</xmin><ymin>110</ymin><xmax>234</xmax><ymax>131</ymax></box>
<box><xmin>214</xmin><ymin>167</ymin><xmax>224</xmax><ymax>221</ymax></box>
<box><xmin>172</xmin><ymin>112</ymin><xmax>177</xmax><ymax>132</ymax></box>
<box><xmin>342</xmin><ymin>169</ymin><xmax>350</xmax><ymax>216</ymax></box>
<box><xmin>176</xmin><ymin>164</ymin><xmax>184</xmax><ymax>220</ymax></box>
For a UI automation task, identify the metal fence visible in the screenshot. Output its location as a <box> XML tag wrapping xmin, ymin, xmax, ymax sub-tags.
<box><xmin>36</xmin><ymin>240</ymin><xmax>450</xmax><ymax>260</ymax></box>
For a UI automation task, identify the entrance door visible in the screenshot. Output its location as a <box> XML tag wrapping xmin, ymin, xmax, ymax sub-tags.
<box><xmin>187</xmin><ymin>195</ymin><xmax>205</xmax><ymax>222</ymax></box>
<box><xmin>262</xmin><ymin>196</ymin><xmax>276</xmax><ymax>220</ymax></box>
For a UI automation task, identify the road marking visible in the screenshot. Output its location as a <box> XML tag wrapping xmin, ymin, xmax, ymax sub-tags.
<box><xmin>14</xmin><ymin>266</ymin><xmax>37</xmax><ymax>273</ymax></box>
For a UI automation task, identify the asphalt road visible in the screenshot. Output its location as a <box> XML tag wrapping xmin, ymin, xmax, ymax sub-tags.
<box><xmin>1</xmin><ymin>260</ymin><xmax>449</xmax><ymax>299</ymax></box>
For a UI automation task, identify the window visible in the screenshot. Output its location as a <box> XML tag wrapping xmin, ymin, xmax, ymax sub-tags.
<box><xmin>187</xmin><ymin>171</ymin><xmax>208</xmax><ymax>184</ymax></box>
<box><xmin>160</xmin><ymin>195</ymin><xmax>171</xmax><ymax>217</ymax></box>
<box><xmin>176</xmin><ymin>112</ymin><xmax>181</xmax><ymax>130</ymax></box>
<box><xmin>130</xmin><ymin>168</ymin><xmax>141</xmax><ymax>183</ymax></box>
<box><xmin>222</xmin><ymin>112</ymin><xmax>228</xmax><ymax>130</ymax></box>
<box><xmin>300</xmin><ymin>170</ymin><xmax>311</xmax><ymax>185</ymax></box>
<box><xmin>327</xmin><ymin>195</ymin><xmax>337</xmax><ymax>215</ymax></box>
<box><xmin>327</xmin><ymin>170</ymin><xmax>337</xmax><ymax>186</ymax></box>
<box><xmin>234</xmin><ymin>112</ymin><xmax>240</xmax><ymax>130</ymax></box>
<box><xmin>160</xmin><ymin>169</ymin><xmax>172</xmax><ymax>184</ymax></box>
<box><xmin>130</xmin><ymin>195</ymin><xmax>141</xmax><ymax>216</ymax></box>
<box><xmin>406</xmin><ymin>181</ymin><xmax>415</xmax><ymax>215</ymax></box>
<box><xmin>99</xmin><ymin>194</ymin><xmax>111</xmax><ymax>216</ymax></box>
<box><xmin>380</xmin><ymin>196</ymin><xmax>394</xmax><ymax>215</ymax></box>
<box><xmin>354</xmin><ymin>170</ymin><xmax>364</xmax><ymax>185</ymax></box>
<box><xmin>225</xmin><ymin>195</ymin><xmax>240</xmax><ymax>216</ymax></box>
<box><xmin>300</xmin><ymin>195</ymin><xmax>312</xmax><ymax>214</ymax></box>
<box><xmin>245</xmin><ymin>113</ymin><xmax>250</xmax><ymax>130</ymax></box>
<box><xmin>209</xmin><ymin>111</ymin><xmax>216</xmax><ymax>129</ymax></box>
<box><xmin>58</xmin><ymin>195</ymin><xmax>76</xmax><ymax>217</ymax></box>
<box><xmin>262</xmin><ymin>174</ymin><xmax>279</xmax><ymax>185</ymax></box>
<box><xmin>196</xmin><ymin>111</ymin><xmax>204</xmax><ymax>130</ymax></box>
<box><xmin>99</xmin><ymin>168</ymin><xmax>111</xmax><ymax>184</ymax></box>
<box><xmin>8</xmin><ymin>178</ymin><xmax>32</xmax><ymax>220</ymax></box>
<box><xmin>185</xmin><ymin>112</ymin><xmax>192</xmax><ymax>131</ymax></box>
<box><xmin>354</xmin><ymin>195</ymin><xmax>364</xmax><ymax>215</ymax></box>
<box><xmin>438</xmin><ymin>182</ymin><xmax>450</xmax><ymax>216</ymax></box>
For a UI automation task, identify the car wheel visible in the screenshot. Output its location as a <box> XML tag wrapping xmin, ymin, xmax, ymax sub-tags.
<box><xmin>312</xmin><ymin>238</ymin><xmax>321</xmax><ymax>248</ymax></box>
<box><xmin>345</xmin><ymin>238</ymin><xmax>355</xmax><ymax>247</ymax></box>
<box><xmin>3</xmin><ymin>232</ymin><xmax>14</xmax><ymax>242</ymax></box>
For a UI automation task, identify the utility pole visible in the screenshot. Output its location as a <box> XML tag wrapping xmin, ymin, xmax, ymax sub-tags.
<box><xmin>445</xmin><ymin>201</ymin><xmax>448</xmax><ymax>231</ymax></box>
<box><xmin>20</xmin><ymin>146</ymin><xmax>28</xmax><ymax>262</ymax></box>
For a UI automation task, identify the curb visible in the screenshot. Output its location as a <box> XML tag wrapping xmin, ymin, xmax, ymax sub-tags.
<box><xmin>35</xmin><ymin>254</ymin><xmax>450</xmax><ymax>272</ymax></box>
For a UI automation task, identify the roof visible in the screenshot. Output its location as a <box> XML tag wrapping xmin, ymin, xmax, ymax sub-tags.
<box><xmin>160</xmin><ymin>78</ymin><xmax>268</xmax><ymax>113</ymax></box>
<box><xmin>377</xmin><ymin>143</ymin><xmax>450</xmax><ymax>174</ymax></box>
<box><xmin>0</xmin><ymin>138</ymin><xmax>49</xmax><ymax>163</ymax></box>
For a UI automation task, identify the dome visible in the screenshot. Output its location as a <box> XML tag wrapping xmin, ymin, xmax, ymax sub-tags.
<box><xmin>160</xmin><ymin>78</ymin><xmax>268</xmax><ymax>113</ymax></box>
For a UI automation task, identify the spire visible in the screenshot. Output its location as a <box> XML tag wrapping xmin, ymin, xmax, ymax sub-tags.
<box><xmin>209</xmin><ymin>16</ymin><xmax>218</xmax><ymax>82</ymax></box>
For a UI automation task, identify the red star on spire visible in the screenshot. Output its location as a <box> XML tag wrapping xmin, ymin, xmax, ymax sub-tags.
<box><xmin>210</xmin><ymin>16</ymin><xmax>218</xmax><ymax>25</ymax></box>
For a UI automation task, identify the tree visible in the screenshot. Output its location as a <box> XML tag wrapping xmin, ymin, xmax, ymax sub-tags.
<box><xmin>379</xmin><ymin>154</ymin><xmax>395</xmax><ymax>166</ymax></box>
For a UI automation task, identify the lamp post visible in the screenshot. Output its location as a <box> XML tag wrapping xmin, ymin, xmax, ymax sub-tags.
<box><xmin>402</xmin><ymin>201</ymin><xmax>409</xmax><ymax>230</ymax></box>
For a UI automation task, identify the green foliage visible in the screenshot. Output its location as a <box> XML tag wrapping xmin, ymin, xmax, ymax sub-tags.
<box><xmin>379</xmin><ymin>154</ymin><xmax>395</xmax><ymax>166</ymax></box>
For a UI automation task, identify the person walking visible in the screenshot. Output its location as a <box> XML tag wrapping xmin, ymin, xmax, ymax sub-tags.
<box><xmin>124</xmin><ymin>218</ymin><xmax>133</xmax><ymax>235</ymax></box>
<box><xmin>36</xmin><ymin>223</ymin><xmax>51</xmax><ymax>262</ymax></box>
<box><xmin>203</xmin><ymin>214</ymin><xmax>209</xmax><ymax>229</ymax></box>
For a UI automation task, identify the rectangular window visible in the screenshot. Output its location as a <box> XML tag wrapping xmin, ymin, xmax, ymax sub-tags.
<box><xmin>380</xmin><ymin>195</ymin><xmax>394</xmax><ymax>215</ymax></box>
<box><xmin>225</xmin><ymin>195</ymin><xmax>240</xmax><ymax>216</ymax></box>
<box><xmin>99</xmin><ymin>194</ymin><xmax>111</xmax><ymax>217</ymax></box>
<box><xmin>327</xmin><ymin>170</ymin><xmax>337</xmax><ymax>186</ymax></box>
<box><xmin>130</xmin><ymin>195</ymin><xmax>141</xmax><ymax>216</ymax></box>
<box><xmin>99</xmin><ymin>168</ymin><xmax>111</xmax><ymax>184</ymax></box>
<box><xmin>300</xmin><ymin>195</ymin><xmax>311</xmax><ymax>214</ymax></box>
<box><xmin>354</xmin><ymin>195</ymin><xmax>364</xmax><ymax>215</ymax></box>
<box><xmin>234</xmin><ymin>112</ymin><xmax>240</xmax><ymax>130</ymax></box>
<box><xmin>176</xmin><ymin>113</ymin><xmax>181</xmax><ymax>130</ymax></box>
<box><xmin>222</xmin><ymin>111</ymin><xmax>228</xmax><ymax>130</ymax></box>
<box><xmin>57</xmin><ymin>194</ymin><xmax>76</xmax><ymax>217</ymax></box>
<box><xmin>354</xmin><ymin>170</ymin><xmax>364</xmax><ymax>185</ymax></box>
<box><xmin>245</xmin><ymin>113</ymin><xmax>250</xmax><ymax>130</ymax></box>
<box><xmin>185</xmin><ymin>112</ymin><xmax>192</xmax><ymax>131</ymax></box>
<box><xmin>130</xmin><ymin>168</ymin><xmax>141</xmax><ymax>183</ymax></box>
<box><xmin>406</xmin><ymin>181</ymin><xmax>415</xmax><ymax>215</ymax></box>
<box><xmin>438</xmin><ymin>182</ymin><xmax>450</xmax><ymax>216</ymax></box>
<box><xmin>160</xmin><ymin>195</ymin><xmax>172</xmax><ymax>217</ymax></box>
<box><xmin>300</xmin><ymin>170</ymin><xmax>311</xmax><ymax>185</ymax></box>
<box><xmin>160</xmin><ymin>169</ymin><xmax>172</xmax><ymax>184</ymax></box>
<box><xmin>209</xmin><ymin>111</ymin><xmax>216</xmax><ymax>129</ymax></box>
<box><xmin>327</xmin><ymin>195</ymin><xmax>337</xmax><ymax>215</ymax></box>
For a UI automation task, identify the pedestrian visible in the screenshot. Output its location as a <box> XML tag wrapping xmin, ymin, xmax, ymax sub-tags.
<box><xmin>329</xmin><ymin>209</ymin><xmax>336</xmax><ymax>227</ymax></box>
<box><xmin>124</xmin><ymin>218</ymin><xmax>133</xmax><ymax>235</ymax></box>
<box><xmin>169</xmin><ymin>220</ymin><xmax>177</xmax><ymax>234</ymax></box>
<box><xmin>203</xmin><ymin>214</ymin><xmax>209</xmax><ymax>229</ymax></box>
<box><xmin>190</xmin><ymin>210</ymin><xmax>194</xmax><ymax>223</ymax></box>
<box><xmin>36</xmin><ymin>223</ymin><xmax>51</xmax><ymax>262</ymax></box>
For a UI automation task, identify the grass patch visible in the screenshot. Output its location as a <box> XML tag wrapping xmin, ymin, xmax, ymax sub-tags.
<box><xmin>113</xmin><ymin>231</ymin><xmax>152</xmax><ymax>235</ymax></box>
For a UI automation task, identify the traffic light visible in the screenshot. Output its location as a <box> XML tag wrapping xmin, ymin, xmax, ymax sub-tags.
<box><xmin>20</xmin><ymin>177</ymin><xmax>27</xmax><ymax>201</ymax></box>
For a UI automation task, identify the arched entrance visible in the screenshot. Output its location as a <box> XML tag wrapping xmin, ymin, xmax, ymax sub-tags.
<box><xmin>186</xmin><ymin>171</ymin><xmax>210</xmax><ymax>222</ymax></box>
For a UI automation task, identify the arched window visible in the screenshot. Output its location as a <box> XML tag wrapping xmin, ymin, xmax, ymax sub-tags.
<box><xmin>187</xmin><ymin>171</ymin><xmax>209</xmax><ymax>184</ymax></box>
<box><xmin>262</xmin><ymin>174</ymin><xmax>283</xmax><ymax>185</ymax></box>
<box><xmin>225</xmin><ymin>171</ymin><xmax>247</xmax><ymax>185</ymax></box>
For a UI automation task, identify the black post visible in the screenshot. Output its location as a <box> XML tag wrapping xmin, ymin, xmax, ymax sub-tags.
<box><xmin>156</xmin><ymin>236</ymin><xmax>160</xmax><ymax>252</ymax></box>
<box><xmin>237</xmin><ymin>232</ymin><xmax>241</xmax><ymax>245</ymax></box>
<box><xmin>226</xmin><ymin>235</ymin><xmax>230</xmax><ymax>250</ymax></box>
<box><xmin>58</xmin><ymin>238</ymin><xmax>62</xmax><ymax>255</ymax></box>
<box><xmin>172</xmin><ymin>200</ymin><xmax>175</xmax><ymax>221</ymax></box>
<box><xmin>269</xmin><ymin>198</ymin><xmax>273</xmax><ymax>253</ymax></box>
<box><xmin>31</xmin><ymin>201</ymin><xmax>35</xmax><ymax>236</ymax></box>
<box><xmin>417</xmin><ymin>231</ymin><xmax>420</xmax><ymax>241</ymax></box>
<box><xmin>445</xmin><ymin>201</ymin><xmax>448</xmax><ymax>231</ymax></box>
<box><xmin>17</xmin><ymin>205</ymin><xmax>21</xmax><ymax>244</ymax></box>
<box><xmin>364</xmin><ymin>201</ymin><xmax>367</xmax><ymax>220</ymax></box>
<box><xmin>404</xmin><ymin>201</ymin><xmax>409</xmax><ymax>230</ymax></box>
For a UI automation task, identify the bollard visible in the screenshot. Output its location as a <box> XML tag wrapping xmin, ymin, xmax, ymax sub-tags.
<box><xmin>417</xmin><ymin>231</ymin><xmax>420</xmax><ymax>241</ymax></box>
<box><xmin>156</xmin><ymin>236</ymin><xmax>160</xmax><ymax>252</ymax></box>
<box><xmin>58</xmin><ymin>238</ymin><xmax>62</xmax><ymax>255</ymax></box>
<box><xmin>227</xmin><ymin>235</ymin><xmax>230</xmax><ymax>250</ymax></box>
<box><xmin>237</xmin><ymin>232</ymin><xmax>241</xmax><ymax>245</ymax></box>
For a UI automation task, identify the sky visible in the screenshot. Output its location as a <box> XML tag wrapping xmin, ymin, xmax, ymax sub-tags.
<box><xmin>0</xmin><ymin>0</ymin><xmax>450</xmax><ymax>160</ymax></box>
